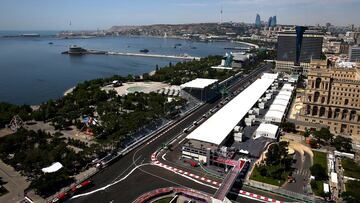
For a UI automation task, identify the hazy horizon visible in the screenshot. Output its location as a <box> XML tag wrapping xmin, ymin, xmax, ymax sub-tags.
<box><xmin>0</xmin><ymin>0</ymin><xmax>359</xmax><ymax>30</ymax></box>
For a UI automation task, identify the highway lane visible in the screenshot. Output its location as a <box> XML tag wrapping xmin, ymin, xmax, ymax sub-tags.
<box><xmin>68</xmin><ymin>64</ymin><xmax>273</xmax><ymax>203</ymax></box>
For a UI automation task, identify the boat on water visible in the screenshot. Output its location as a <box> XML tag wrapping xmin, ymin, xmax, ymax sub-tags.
<box><xmin>174</xmin><ymin>43</ymin><xmax>182</xmax><ymax>48</ymax></box>
<box><xmin>20</xmin><ymin>33</ymin><xmax>40</xmax><ymax>37</ymax></box>
<box><xmin>62</xmin><ymin>45</ymin><xmax>88</xmax><ymax>55</ymax></box>
<box><xmin>139</xmin><ymin>49</ymin><xmax>149</xmax><ymax>53</ymax></box>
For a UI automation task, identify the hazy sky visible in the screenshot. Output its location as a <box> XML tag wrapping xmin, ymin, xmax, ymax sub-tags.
<box><xmin>0</xmin><ymin>0</ymin><xmax>359</xmax><ymax>30</ymax></box>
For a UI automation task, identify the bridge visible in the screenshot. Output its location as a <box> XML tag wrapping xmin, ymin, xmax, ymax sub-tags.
<box><xmin>214</xmin><ymin>159</ymin><xmax>247</xmax><ymax>201</ymax></box>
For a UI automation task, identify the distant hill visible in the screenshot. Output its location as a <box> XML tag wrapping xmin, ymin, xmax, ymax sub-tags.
<box><xmin>107</xmin><ymin>23</ymin><xmax>247</xmax><ymax>37</ymax></box>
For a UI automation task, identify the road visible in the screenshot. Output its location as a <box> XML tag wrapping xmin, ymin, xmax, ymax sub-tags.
<box><xmin>68</xmin><ymin>64</ymin><xmax>287</xmax><ymax>203</ymax></box>
<box><xmin>282</xmin><ymin>150</ymin><xmax>312</xmax><ymax>195</ymax></box>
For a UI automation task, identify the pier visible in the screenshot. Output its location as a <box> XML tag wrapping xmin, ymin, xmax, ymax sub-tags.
<box><xmin>232</xmin><ymin>41</ymin><xmax>260</xmax><ymax>49</ymax></box>
<box><xmin>63</xmin><ymin>47</ymin><xmax>201</xmax><ymax>61</ymax></box>
<box><xmin>106</xmin><ymin>51</ymin><xmax>201</xmax><ymax>61</ymax></box>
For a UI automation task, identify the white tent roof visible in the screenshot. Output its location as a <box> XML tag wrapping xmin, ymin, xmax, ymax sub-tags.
<box><xmin>262</xmin><ymin>73</ymin><xmax>279</xmax><ymax>79</ymax></box>
<box><xmin>41</xmin><ymin>162</ymin><xmax>63</xmax><ymax>173</ymax></box>
<box><xmin>255</xmin><ymin>123</ymin><xmax>279</xmax><ymax>136</ymax></box>
<box><xmin>186</xmin><ymin>76</ymin><xmax>276</xmax><ymax>145</ymax></box>
<box><xmin>282</xmin><ymin>84</ymin><xmax>294</xmax><ymax>91</ymax></box>
<box><xmin>272</xmin><ymin>99</ymin><xmax>289</xmax><ymax>106</ymax></box>
<box><xmin>180</xmin><ymin>78</ymin><xmax>218</xmax><ymax>89</ymax></box>
<box><xmin>269</xmin><ymin>104</ymin><xmax>287</xmax><ymax>112</ymax></box>
<box><xmin>264</xmin><ymin>83</ymin><xmax>293</xmax><ymax>122</ymax></box>
<box><xmin>265</xmin><ymin>110</ymin><xmax>284</xmax><ymax>120</ymax></box>
<box><xmin>275</xmin><ymin>94</ymin><xmax>291</xmax><ymax>101</ymax></box>
<box><xmin>331</xmin><ymin>172</ymin><xmax>338</xmax><ymax>184</ymax></box>
<box><xmin>278</xmin><ymin>91</ymin><xmax>292</xmax><ymax>97</ymax></box>
<box><xmin>323</xmin><ymin>183</ymin><xmax>330</xmax><ymax>193</ymax></box>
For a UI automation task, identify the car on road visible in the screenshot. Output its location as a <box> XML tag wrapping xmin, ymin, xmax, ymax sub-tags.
<box><xmin>183</xmin><ymin>159</ymin><xmax>199</xmax><ymax>167</ymax></box>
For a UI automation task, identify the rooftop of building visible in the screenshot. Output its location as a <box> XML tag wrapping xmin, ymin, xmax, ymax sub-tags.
<box><xmin>180</xmin><ymin>78</ymin><xmax>218</xmax><ymax>89</ymax></box>
<box><xmin>310</xmin><ymin>59</ymin><xmax>360</xmax><ymax>70</ymax></box>
<box><xmin>255</xmin><ymin>123</ymin><xmax>279</xmax><ymax>138</ymax></box>
<box><xmin>185</xmin><ymin>73</ymin><xmax>278</xmax><ymax>146</ymax></box>
<box><xmin>278</xmin><ymin>30</ymin><xmax>324</xmax><ymax>37</ymax></box>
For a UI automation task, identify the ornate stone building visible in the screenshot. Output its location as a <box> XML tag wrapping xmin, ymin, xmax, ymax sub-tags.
<box><xmin>297</xmin><ymin>60</ymin><xmax>360</xmax><ymax>144</ymax></box>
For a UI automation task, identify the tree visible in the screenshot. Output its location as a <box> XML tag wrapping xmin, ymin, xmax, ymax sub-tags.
<box><xmin>280</xmin><ymin>122</ymin><xmax>297</xmax><ymax>133</ymax></box>
<box><xmin>341</xmin><ymin>180</ymin><xmax>360</xmax><ymax>202</ymax></box>
<box><xmin>30</xmin><ymin>169</ymin><xmax>74</xmax><ymax>197</ymax></box>
<box><xmin>265</xmin><ymin>141</ymin><xmax>289</xmax><ymax>166</ymax></box>
<box><xmin>142</xmin><ymin>73</ymin><xmax>150</xmax><ymax>80</ymax></box>
<box><xmin>331</xmin><ymin>136</ymin><xmax>352</xmax><ymax>153</ymax></box>
<box><xmin>310</xmin><ymin>164</ymin><xmax>328</xmax><ymax>181</ymax></box>
<box><xmin>309</xmin><ymin>139</ymin><xmax>319</xmax><ymax>148</ymax></box>
<box><xmin>313</xmin><ymin>128</ymin><xmax>333</xmax><ymax>143</ymax></box>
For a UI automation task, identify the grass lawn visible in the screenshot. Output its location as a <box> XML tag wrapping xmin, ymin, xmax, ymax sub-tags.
<box><xmin>310</xmin><ymin>180</ymin><xmax>324</xmax><ymax>197</ymax></box>
<box><xmin>250</xmin><ymin>166</ymin><xmax>287</xmax><ymax>186</ymax></box>
<box><xmin>312</xmin><ymin>151</ymin><xmax>327</xmax><ymax>169</ymax></box>
<box><xmin>341</xmin><ymin>158</ymin><xmax>360</xmax><ymax>179</ymax></box>
<box><xmin>153</xmin><ymin>197</ymin><xmax>174</xmax><ymax>203</ymax></box>
<box><xmin>310</xmin><ymin>151</ymin><xmax>327</xmax><ymax>196</ymax></box>
<box><xmin>343</xmin><ymin>180</ymin><xmax>360</xmax><ymax>200</ymax></box>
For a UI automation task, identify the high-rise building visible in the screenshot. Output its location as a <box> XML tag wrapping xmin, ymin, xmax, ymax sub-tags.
<box><xmin>326</xmin><ymin>22</ymin><xmax>331</xmax><ymax>29</ymax></box>
<box><xmin>349</xmin><ymin>46</ymin><xmax>360</xmax><ymax>62</ymax></box>
<box><xmin>255</xmin><ymin>14</ymin><xmax>261</xmax><ymax>28</ymax></box>
<box><xmin>340</xmin><ymin>42</ymin><xmax>351</xmax><ymax>54</ymax></box>
<box><xmin>267</xmin><ymin>16</ymin><xmax>273</xmax><ymax>27</ymax></box>
<box><xmin>275</xmin><ymin>26</ymin><xmax>323</xmax><ymax>74</ymax></box>
<box><xmin>296</xmin><ymin>60</ymin><xmax>360</xmax><ymax>145</ymax></box>
<box><xmin>270</xmin><ymin>16</ymin><xmax>277</xmax><ymax>27</ymax></box>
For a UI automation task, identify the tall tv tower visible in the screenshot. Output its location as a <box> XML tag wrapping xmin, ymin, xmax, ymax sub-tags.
<box><xmin>220</xmin><ymin>1</ymin><xmax>223</xmax><ymax>24</ymax></box>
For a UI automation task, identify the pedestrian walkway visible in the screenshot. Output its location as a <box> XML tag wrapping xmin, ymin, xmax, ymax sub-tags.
<box><xmin>0</xmin><ymin>160</ymin><xmax>34</xmax><ymax>203</ymax></box>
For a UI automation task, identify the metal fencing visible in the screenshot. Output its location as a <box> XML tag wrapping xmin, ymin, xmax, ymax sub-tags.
<box><xmin>245</xmin><ymin>180</ymin><xmax>316</xmax><ymax>203</ymax></box>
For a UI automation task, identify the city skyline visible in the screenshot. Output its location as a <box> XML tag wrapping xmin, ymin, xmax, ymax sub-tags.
<box><xmin>0</xmin><ymin>0</ymin><xmax>360</xmax><ymax>30</ymax></box>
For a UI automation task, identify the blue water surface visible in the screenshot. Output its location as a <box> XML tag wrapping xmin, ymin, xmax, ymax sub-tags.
<box><xmin>0</xmin><ymin>32</ymin><xmax>244</xmax><ymax>104</ymax></box>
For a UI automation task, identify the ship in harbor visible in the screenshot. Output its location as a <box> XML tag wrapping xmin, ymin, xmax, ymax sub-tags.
<box><xmin>62</xmin><ymin>45</ymin><xmax>88</xmax><ymax>55</ymax></box>
<box><xmin>139</xmin><ymin>49</ymin><xmax>149</xmax><ymax>53</ymax></box>
<box><xmin>2</xmin><ymin>33</ymin><xmax>40</xmax><ymax>38</ymax></box>
<box><xmin>62</xmin><ymin>45</ymin><xmax>107</xmax><ymax>55</ymax></box>
<box><xmin>20</xmin><ymin>33</ymin><xmax>40</xmax><ymax>37</ymax></box>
